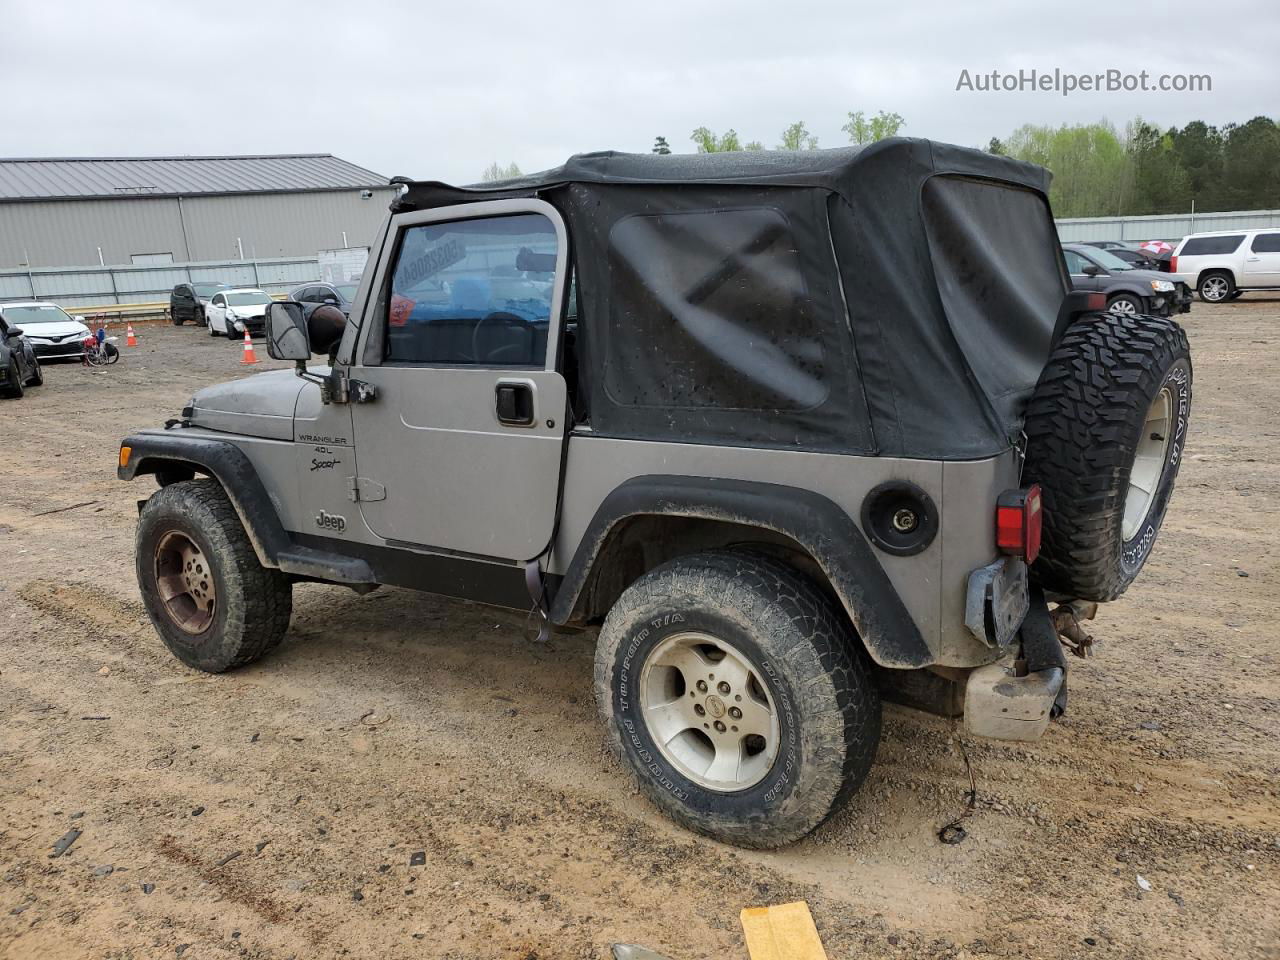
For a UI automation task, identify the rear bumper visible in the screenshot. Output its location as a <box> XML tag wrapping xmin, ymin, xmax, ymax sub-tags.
<box><xmin>963</xmin><ymin>586</ymin><xmax>1069</xmax><ymax>742</ymax></box>
<box><xmin>964</xmin><ymin>655</ymin><xmax>1064</xmax><ymax>741</ymax></box>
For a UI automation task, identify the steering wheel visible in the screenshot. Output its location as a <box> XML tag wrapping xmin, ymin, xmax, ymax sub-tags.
<box><xmin>469</xmin><ymin>311</ymin><xmax>536</xmax><ymax>364</ymax></box>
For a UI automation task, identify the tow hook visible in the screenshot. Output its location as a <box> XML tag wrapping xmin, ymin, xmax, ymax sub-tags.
<box><xmin>1052</xmin><ymin>600</ymin><xmax>1098</xmax><ymax>658</ymax></box>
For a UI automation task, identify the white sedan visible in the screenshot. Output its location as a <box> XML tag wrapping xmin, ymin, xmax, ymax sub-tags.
<box><xmin>206</xmin><ymin>289</ymin><xmax>273</xmax><ymax>338</ymax></box>
<box><xmin>0</xmin><ymin>301</ymin><xmax>92</xmax><ymax>359</ymax></box>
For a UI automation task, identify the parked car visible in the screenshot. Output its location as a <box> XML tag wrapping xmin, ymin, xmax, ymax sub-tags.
<box><xmin>1061</xmin><ymin>243</ymin><xmax>1192</xmax><ymax>317</ymax></box>
<box><xmin>0</xmin><ymin>312</ymin><xmax>44</xmax><ymax>398</ymax></box>
<box><xmin>205</xmin><ymin>289</ymin><xmax>273</xmax><ymax>337</ymax></box>
<box><xmin>1081</xmin><ymin>240</ymin><xmax>1133</xmax><ymax>251</ymax></box>
<box><xmin>171</xmin><ymin>282</ymin><xmax>229</xmax><ymax>326</ymax></box>
<box><xmin>0</xmin><ymin>301</ymin><xmax>92</xmax><ymax>359</ymax></box>
<box><xmin>119</xmin><ymin>140</ymin><xmax>1194</xmax><ymax>849</ymax></box>
<box><xmin>1170</xmin><ymin>229</ymin><xmax>1280</xmax><ymax>302</ymax></box>
<box><xmin>288</xmin><ymin>281</ymin><xmax>359</xmax><ymax>319</ymax></box>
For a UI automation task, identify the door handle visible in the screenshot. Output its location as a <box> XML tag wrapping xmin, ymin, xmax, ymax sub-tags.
<box><xmin>1246</xmin><ymin>257</ymin><xmax>1261</xmax><ymax>261</ymax></box>
<box><xmin>495</xmin><ymin>380</ymin><xmax>535</xmax><ymax>426</ymax></box>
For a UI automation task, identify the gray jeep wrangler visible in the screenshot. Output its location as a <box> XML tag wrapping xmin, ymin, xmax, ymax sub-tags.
<box><xmin>118</xmin><ymin>139</ymin><xmax>1191</xmax><ymax>848</ymax></box>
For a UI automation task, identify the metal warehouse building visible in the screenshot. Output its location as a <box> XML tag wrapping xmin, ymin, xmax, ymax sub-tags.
<box><xmin>0</xmin><ymin>154</ymin><xmax>394</xmax><ymax>269</ymax></box>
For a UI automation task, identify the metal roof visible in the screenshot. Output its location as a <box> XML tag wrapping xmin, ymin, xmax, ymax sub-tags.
<box><xmin>0</xmin><ymin>154</ymin><xmax>389</xmax><ymax>201</ymax></box>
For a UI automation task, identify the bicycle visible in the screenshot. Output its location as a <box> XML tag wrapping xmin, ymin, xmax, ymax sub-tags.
<box><xmin>83</xmin><ymin>334</ymin><xmax>120</xmax><ymax>366</ymax></box>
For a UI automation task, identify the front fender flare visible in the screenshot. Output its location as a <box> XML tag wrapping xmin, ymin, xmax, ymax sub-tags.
<box><xmin>548</xmin><ymin>475</ymin><xmax>933</xmax><ymax>668</ymax></box>
<box><xmin>119</xmin><ymin>431</ymin><xmax>375</xmax><ymax>587</ymax></box>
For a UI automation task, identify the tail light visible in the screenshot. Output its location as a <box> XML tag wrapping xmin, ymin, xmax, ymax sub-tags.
<box><xmin>996</xmin><ymin>485</ymin><xmax>1043</xmax><ymax>564</ymax></box>
<box><xmin>1170</xmin><ymin>255</ymin><xmax>1178</xmax><ymax>274</ymax></box>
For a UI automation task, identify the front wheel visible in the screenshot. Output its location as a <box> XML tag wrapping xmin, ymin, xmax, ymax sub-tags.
<box><xmin>1107</xmin><ymin>292</ymin><xmax>1143</xmax><ymax>316</ymax></box>
<box><xmin>26</xmin><ymin>356</ymin><xmax>43</xmax><ymax>386</ymax></box>
<box><xmin>595</xmin><ymin>551</ymin><xmax>880</xmax><ymax>848</ymax></box>
<box><xmin>2</xmin><ymin>356</ymin><xmax>24</xmax><ymax>398</ymax></box>
<box><xmin>137</xmin><ymin>479</ymin><xmax>292</xmax><ymax>672</ymax></box>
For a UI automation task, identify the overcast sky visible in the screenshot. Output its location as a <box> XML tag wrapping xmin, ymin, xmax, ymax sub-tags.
<box><xmin>3</xmin><ymin>0</ymin><xmax>1276</xmax><ymax>185</ymax></box>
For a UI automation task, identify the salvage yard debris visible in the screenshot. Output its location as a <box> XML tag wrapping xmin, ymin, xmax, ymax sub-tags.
<box><xmin>49</xmin><ymin>828</ymin><xmax>81</xmax><ymax>858</ymax></box>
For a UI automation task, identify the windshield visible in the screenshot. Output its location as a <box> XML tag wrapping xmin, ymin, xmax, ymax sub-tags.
<box><xmin>0</xmin><ymin>304</ymin><xmax>76</xmax><ymax>324</ymax></box>
<box><xmin>194</xmin><ymin>283</ymin><xmax>226</xmax><ymax>297</ymax></box>
<box><xmin>1085</xmin><ymin>248</ymin><xmax>1133</xmax><ymax>271</ymax></box>
<box><xmin>335</xmin><ymin>284</ymin><xmax>358</xmax><ymax>301</ymax></box>
<box><xmin>226</xmin><ymin>292</ymin><xmax>271</xmax><ymax>306</ymax></box>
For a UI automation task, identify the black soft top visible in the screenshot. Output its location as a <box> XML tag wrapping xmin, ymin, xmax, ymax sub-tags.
<box><xmin>396</xmin><ymin>139</ymin><xmax>1068</xmax><ymax>461</ymax></box>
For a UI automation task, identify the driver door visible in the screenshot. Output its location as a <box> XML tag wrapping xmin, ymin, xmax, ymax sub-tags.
<box><xmin>349</xmin><ymin>199</ymin><xmax>569</xmax><ymax>562</ymax></box>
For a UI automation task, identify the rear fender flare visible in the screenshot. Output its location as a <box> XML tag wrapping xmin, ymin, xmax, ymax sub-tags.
<box><xmin>549</xmin><ymin>475</ymin><xmax>932</xmax><ymax>668</ymax></box>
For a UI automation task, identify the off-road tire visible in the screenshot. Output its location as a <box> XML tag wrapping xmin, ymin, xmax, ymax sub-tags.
<box><xmin>595</xmin><ymin>550</ymin><xmax>880</xmax><ymax>848</ymax></box>
<box><xmin>136</xmin><ymin>479</ymin><xmax>292</xmax><ymax>672</ymax></box>
<box><xmin>1198</xmin><ymin>271</ymin><xmax>1234</xmax><ymax>303</ymax></box>
<box><xmin>195</xmin><ymin>307</ymin><xmax>206</xmax><ymax>326</ymax></box>
<box><xmin>172</xmin><ymin>312</ymin><xmax>184</xmax><ymax>326</ymax></box>
<box><xmin>1023</xmin><ymin>313</ymin><xmax>1192</xmax><ymax>601</ymax></box>
<box><xmin>3</xmin><ymin>356</ymin><xmax>24</xmax><ymax>398</ymax></box>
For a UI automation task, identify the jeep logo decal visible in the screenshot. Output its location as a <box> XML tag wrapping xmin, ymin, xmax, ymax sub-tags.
<box><xmin>316</xmin><ymin>510</ymin><xmax>347</xmax><ymax>533</ymax></box>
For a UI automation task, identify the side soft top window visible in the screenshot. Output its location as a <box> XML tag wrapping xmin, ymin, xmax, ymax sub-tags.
<box><xmin>382</xmin><ymin>212</ymin><xmax>557</xmax><ymax>368</ymax></box>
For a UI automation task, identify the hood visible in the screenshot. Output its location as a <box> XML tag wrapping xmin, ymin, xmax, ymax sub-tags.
<box><xmin>190</xmin><ymin>369</ymin><xmax>305</xmax><ymax>440</ymax></box>
<box><xmin>16</xmin><ymin>320</ymin><xmax>90</xmax><ymax>341</ymax></box>
<box><xmin>1115</xmin><ymin>268</ymin><xmax>1176</xmax><ymax>285</ymax></box>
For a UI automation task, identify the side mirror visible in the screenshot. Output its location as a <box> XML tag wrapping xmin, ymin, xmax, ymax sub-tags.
<box><xmin>265</xmin><ymin>301</ymin><xmax>311</xmax><ymax>361</ymax></box>
<box><xmin>1082</xmin><ymin>264</ymin><xmax>1102</xmax><ymax>277</ymax></box>
<box><xmin>7</xmin><ymin>326</ymin><xmax>24</xmax><ymax>337</ymax></box>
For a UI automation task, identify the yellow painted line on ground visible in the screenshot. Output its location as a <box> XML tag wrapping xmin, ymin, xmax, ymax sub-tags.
<box><xmin>740</xmin><ymin>901</ymin><xmax>829</xmax><ymax>960</ymax></box>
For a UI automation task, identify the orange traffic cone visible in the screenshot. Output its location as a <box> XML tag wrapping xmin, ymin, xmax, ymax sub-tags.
<box><xmin>125</xmin><ymin>323</ymin><xmax>138</xmax><ymax>347</ymax></box>
<box><xmin>240</xmin><ymin>327</ymin><xmax>260</xmax><ymax>365</ymax></box>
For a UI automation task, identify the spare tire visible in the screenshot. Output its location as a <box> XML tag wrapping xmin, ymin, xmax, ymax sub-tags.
<box><xmin>1022</xmin><ymin>313</ymin><xmax>1192</xmax><ymax>601</ymax></box>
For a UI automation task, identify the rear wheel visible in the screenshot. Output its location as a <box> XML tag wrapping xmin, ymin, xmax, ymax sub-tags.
<box><xmin>136</xmin><ymin>479</ymin><xmax>292</xmax><ymax>672</ymax></box>
<box><xmin>1198</xmin><ymin>272</ymin><xmax>1233</xmax><ymax>303</ymax></box>
<box><xmin>1023</xmin><ymin>313</ymin><xmax>1192</xmax><ymax>601</ymax></box>
<box><xmin>595</xmin><ymin>551</ymin><xmax>880</xmax><ymax>848</ymax></box>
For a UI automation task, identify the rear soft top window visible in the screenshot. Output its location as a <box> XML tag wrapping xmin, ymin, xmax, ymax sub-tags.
<box><xmin>921</xmin><ymin>175</ymin><xmax>1066</xmax><ymax>433</ymax></box>
<box><xmin>1181</xmin><ymin>235</ymin><xmax>1244</xmax><ymax>256</ymax></box>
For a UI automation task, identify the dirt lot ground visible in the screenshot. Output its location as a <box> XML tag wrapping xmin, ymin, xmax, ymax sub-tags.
<box><xmin>1</xmin><ymin>303</ymin><xmax>1277</xmax><ymax>960</ymax></box>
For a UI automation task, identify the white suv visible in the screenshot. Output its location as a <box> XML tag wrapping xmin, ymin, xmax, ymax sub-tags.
<box><xmin>1171</xmin><ymin>229</ymin><xmax>1280</xmax><ymax>302</ymax></box>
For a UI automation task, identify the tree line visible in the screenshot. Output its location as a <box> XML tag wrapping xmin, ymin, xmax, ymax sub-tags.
<box><xmin>480</xmin><ymin>111</ymin><xmax>905</xmax><ymax>181</ymax></box>
<box><xmin>481</xmin><ymin>113</ymin><xmax>1280</xmax><ymax>219</ymax></box>
<box><xmin>990</xmin><ymin>117</ymin><xmax>1280</xmax><ymax>218</ymax></box>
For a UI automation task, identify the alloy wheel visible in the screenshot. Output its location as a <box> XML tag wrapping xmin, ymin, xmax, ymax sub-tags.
<box><xmin>638</xmin><ymin>631</ymin><xmax>780</xmax><ymax>791</ymax></box>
